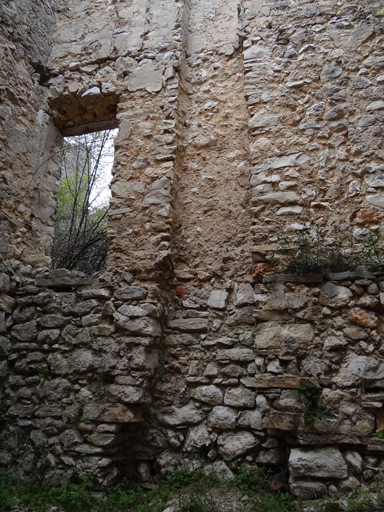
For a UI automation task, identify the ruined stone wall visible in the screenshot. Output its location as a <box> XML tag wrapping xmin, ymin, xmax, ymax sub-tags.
<box><xmin>0</xmin><ymin>0</ymin><xmax>61</xmax><ymax>267</ymax></box>
<box><xmin>2</xmin><ymin>0</ymin><xmax>384</xmax><ymax>500</ymax></box>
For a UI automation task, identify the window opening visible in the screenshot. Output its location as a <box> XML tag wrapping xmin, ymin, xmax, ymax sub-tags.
<box><xmin>51</xmin><ymin>128</ymin><xmax>118</xmax><ymax>274</ymax></box>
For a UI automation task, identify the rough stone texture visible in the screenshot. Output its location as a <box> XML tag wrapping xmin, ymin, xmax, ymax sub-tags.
<box><xmin>289</xmin><ymin>447</ymin><xmax>348</xmax><ymax>479</ymax></box>
<box><xmin>1</xmin><ymin>0</ymin><xmax>384</xmax><ymax>495</ymax></box>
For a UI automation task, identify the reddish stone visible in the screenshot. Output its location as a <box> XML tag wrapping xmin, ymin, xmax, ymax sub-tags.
<box><xmin>348</xmin><ymin>307</ymin><xmax>378</xmax><ymax>329</ymax></box>
<box><xmin>351</xmin><ymin>209</ymin><xmax>382</xmax><ymax>224</ymax></box>
<box><xmin>252</xmin><ymin>263</ymin><xmax>275</xmax><ymax>280</ymax></box>
<box><xmin>176</xmin><ymin>286</ymin><xmax>187</xmax><ymax>296</ymax></box>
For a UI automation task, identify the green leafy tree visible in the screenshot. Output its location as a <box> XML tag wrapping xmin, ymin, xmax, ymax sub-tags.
<box><xmin>52</xmin><ymin>129</ymin><xmax>116</xmax><ymax>274</ymax></box>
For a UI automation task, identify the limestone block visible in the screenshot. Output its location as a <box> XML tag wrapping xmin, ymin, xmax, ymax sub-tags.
<box><xmin>106</xmin><ymin>384</ymin><xmax>151</xmax><ymax>404</ymax></box>
<box><xmin>68</xmin><ymin>349</ymin><xmax>97</xmax><ymax>374</ymax></box>
<box><xmin>207</xmin><ymin>406</ymin><xmax>237</xmax><ymax>429</ymax></box>
<box><xmin>0</xmin><ymin>273</ymin><xmax>10</xmax><ymax>293</ymax></box>
<box><xmin>237</xmin><ymin>410</ymin><xmax>263</xmax><ymax>430</ymax></box>
<box><xmin>167</xmin><ymin>318</ymin><xmax>208</xmax><ymax>332</ymax></box>
<box><xmin>207</xmin><ymin>289</ymin><xmax>228</xmax><ymax>309</ymax></box>
<box><xmin>320</xmin><ymin>65</ymin><xmax>343</xmax><ymax>82</ymax></box>
<box><xmin>249</xmin><ymin>113</ymin><xmax>280</xmax><ymax>128</ymax></box>
<box><xmin>37</xmin><ymin>329</ymin><xmax>60</xmax><ymax>345</ymax></box>
<box><xmin>276</xmin><ymin>205</ymin><xmax>303</xmax><ymax>215</ymax></box>
<box><xmin>289</xmin><ymin>446</ymin><xmax>348</xmax><ymax>479</ymax></box>
<box><xmin>118</xmin><ymin>303</ymin><xmax>158</xmax><ymax>318</ymax></box>
<box><xmin>216</xmin><ymin>348</ymin><xmax>254</xmax><ymax>362</ymax></box>
<box><xmin>131</xmin><ymin>346</ymin><xmax>158</xmax><ymax>371</ymax></box>
<box><xmin>252</xmin><ymin>192</ymin><xmax>301</xmax><ymax>205</ymax></box>
<box><xmin>126</xmin><ymin>62</ymin><xmax>163</xmax><ymax>93</ymax></box>
<box><xmin>345</xmin><ymin>451</ymin><xmax>363</xmax><ymax>474</ymax></box>
<box><xmin>243</xmin><ymin>45</ymin><xmax>269</xmax><ymax>60</ymax></box>
<box><xmin>224</xmin><ymin>387</ymin><xmax>255</xmax><ymax>408</ymax></box>
<box><xmin>234</xmin><ymin>283</ymin><xmax>255</xmax><ymax>306</ymax></box>
<box><xmin>348</xmin><ymin>307</ymin><xmax>378</xmax><ymax>328</ymax></box>
<box><xmin>218</xmin><ymin>431</ymin><xmax>259</xmax><ymax>459</ymax></box>
<box><xmin>38</xmin><ymin>378</ymin><xmax>72</xmax><ymax>401</ymax></box>
<box><xmin>60</xmin><ymin>429</ymin><xmax>83</xmax><ymax>450</ymax></box>
<box><xmin>256</xmin><ymin>448</ymin><xmax>284</xmax><ymax>465</ymax></box>
<box><xmin>114</xmin><ymin>313</ymin><xmax>161</xmax><ymax>336</ymax></box>
<box><xmin>83</xmin><ymin>403</ymin><xmax>143</xmax><ymax>423</ymax></box>
<box><xmin>323</xmin><ymin>334</ymin><xmax>348</xmax><ymax>351</ymax></box>
<box><xmin>191</xmin><ymin>385</ymin><xmax>223</xmax><ymax>405</ymax></box>
<box><xmin>333</xmin><ymin>353</ymin><xmax>384</xmax><ymax>387</ymax></box>
<box><xmin>158</xmin><ymin>401</ymin><xmax>205</xmax><ymax>426</ymax></box>
<box><xmin>114</xmin><ymin>286</ymin><xmax>147</xmax><ymax>300</ymax></box>
<box><xmin>203</xmin><ymin>461</ymin><xmax>234</xmax><ymax>480</ymax></box>
<box><xmin>269</xmin><ymin>153</ymin><xmax>309</xmax><ymax>169</ymax></box>
<box><xmin>11</xmin><ymin>320</ymin><xmax>37</xmax><ymax>341</ymax></box>
<box><xmin>319</xmin><ymin>282</ymin><xmax>352</xmax><ymax>309</ymax></box>
<box><xmin>0</xmin><ymin>336</ymin><xmax>10</xmax><ymax>356</ymax></box>
<box><xmin>290</xmin><ymin>481</ymin><xmax>328</xmax><ymax>500</ymax></box>
<box><xmin>254</xmin><ymin>322</ymin><xmax>314</xmax><ymax>354</ymax></box>
<box><xmin>87</xmin><ymin>432</ymin><xmax>121</xmax><ymax>447</ymax></box>
<box><xmin>183</xmin><ymin>423</ymin><xmax>210</xmax><ymax>452</ymax></box>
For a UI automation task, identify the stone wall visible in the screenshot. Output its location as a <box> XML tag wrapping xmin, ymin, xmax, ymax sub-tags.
<box><xmin>1</xmin><ymin>0</ymin><xmax>384</xmax><ymax>500</ymax></box>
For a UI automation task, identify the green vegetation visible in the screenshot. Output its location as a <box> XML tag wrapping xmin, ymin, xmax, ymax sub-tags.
<box><xmin>52</xmin><ymin>129</ymin><xmax>116</xmax><ymax>274</ymax></box>
<box><xmin>270</xmin><ymin>226</ymin><xmax>384</xmax><ymax>274</ymax></box>
<box><xmin>234</xmin><ymin>467</ymin><xmax>294</xmax><ymax>512</ymax></box>
<box><xmin>0</xmin><ymin>466</ymin><xmax>295</xmax><ymax>512</ymax></box>
<box><xmin>291</xmin><ymin>380</ymin><xmax>327</xmax><ymax>425</ymax></box>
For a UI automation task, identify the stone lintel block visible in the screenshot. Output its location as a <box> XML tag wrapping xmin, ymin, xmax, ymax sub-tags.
<box><xmin>254</xmin><ymin>376</ymin><xmax>302</xmax><ymax>389</ymax></box>
<box><xmin>263</xmin><ymin>273</ymin><xmax>323</xmax><ymax>284</ymax></box>
<box><xmin>326</xmin><ymin>271</ymin><xmax>375</xmax><ymax>281</ymax></box>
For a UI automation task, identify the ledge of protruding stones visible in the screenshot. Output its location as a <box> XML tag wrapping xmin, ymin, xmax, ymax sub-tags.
<box><xmin>325</xmin><ymin>270</ymin><xmax>376</xmax><ymax>281</ymax></box>
<box><xmin>262</xmin><ymin>273</ymin><xmax>323</xmax><ymax>284</ymax></box>
<box><xmin>35</xmin><ymin>268</ymin><xmax>95</xmax><ymax>289</ymax></box>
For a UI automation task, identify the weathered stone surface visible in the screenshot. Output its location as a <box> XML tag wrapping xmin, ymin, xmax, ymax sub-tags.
<box><xmin>131</xmin><ymin>346</ymin><xmax>158</xmax><ymax>371</ymax></box>
<box><xmin>207</xmin><ymin>289</ymin><xmax>228</xmax><ymax>309</ymax></box>
<box><xmin>333</xmin><ymin>353</ymin><xmax>384</xmax><ymax>387</ymax></box>
<box><xmin>348</xmin><ymin>307</ymin><xmax>378</xmax><ymax>328</ymax></box>
<box><xmin>263</xmin><ymin>274</ymin><xmax>323</xmax><ymax>284</ymax></box>
<box><xmin>216</xmin><ymin>349</ymin><xmax>254</xmax><ymax>362</ymax></box>
<box><xmin>237</xmin><ymin>410</ymin><xmax>263</xmax><ymax>430</ymax></box>
<box><xmin>255</xmin><ymin>322</ymin><xmax>314</xmax><ymax>354</ymax></box>
<box><xmin>252</xmin><ymin>192</ymin><xmax>301</xmax><ymax>205</ymax></box>
<box><xmin>0</xmin><ymin>335</ymin><xmax>10</xmax><ymax>356</ymax></box>
<box><xmin>289</xmin><ymin>447</ymin><xmax>348</xmax><ymax>479</ymax></box>
<box><xmin>83</xmin><ymin>404</ymin><xmax>143</xmax><ymax>423</ymax></box>
<box><xmin>190</xmin><ymin>385</ymin><xmax>223</xmax><ymax>405</ymax></box>
<box><xmin>11</xmin><ymin>321</ymin><xmax>37</xmax><ymax>341</ymax></box>
<box><xmin>164</xmin><ymin>333</ymin><xmax>197</xmax><ymax>346</ymax></box>
<box><xmin>106</xmin><ymin>384</ymin><xmax>151</xmax><ymax>404</ymax></box>
<box><xmin>203</xmin><ymin>461</ymin><xmax>234</xmax><ymax>480</ymax></box>
<box><xmin>319</xmin><ymin>283</ymin><xmax>352</xmax><ymax>309</ymax></box>
<box><xmin>320</xmin><ymin>65</ymin><xmax>343</xmax><ymax>82</ymax></box>
<box><xmin>158</xmin><ymin>402</ymin><xmax>205</xmax><ymax>426</ymax></box>
<box><xmin>218</xmin><ymin>431</ymin><xmax>259</xmax><ymax>459</ymax></box>
<box><xmin>234</xmin><ymin>283</ymin><xmax>255</xmax><ymax>306</ymax></box>
<box><xmin>207</xmin><ymin>406</ymin><xmax>237</xmax><ymax>429</ymax></box>
<box><xmin>126</xmin><ymin>62</ymin><xmax>163</xmax><ymax>93</ymax></box>
<box><xmin>249</xmin><ymin>113</ymin><xmax>279</xmax><ymax>128</ymax></box>
<box><xmin>224</xmin><ymin>387</ymin><xmax>255</xmax><ymax>408</ymax></box>
<box><xmin>345</xmin><ymin>451</ymin><xmax>363</xmax><ymax>474</ymax></box>
<box><xmin>167</xmin><ymin>318</ymin><xmax>209</xmax><ymax>332</ymax></box>
<box><xmin>256</xmin><ymin>448</ymin><xmax>284</xmax><ymax>465</ymax></box>
<box><xmin>114</xmin><ymin>313</ymin><xmax>161</xmax><ymax>336</ymax></box>
<box><xmin>290</xmin><ymin>481</ymin><xmax>328</xmax><ymax>500</ymax></box>
<box><xmin>323</xmin><ymin>333</ymin><xmax>348</xmax><ymax>351</ymax></box>
<box><xmin>183</xmin><ymin>423</ymin><xmax>210</xmax><ymax>452</ymax></box>
<box><xmin>114</xmin><ymin>287</ymin><xmax>147</xmax><ymax>300</ymax></box>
